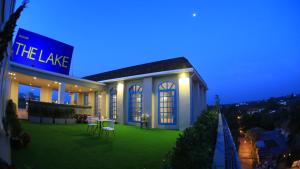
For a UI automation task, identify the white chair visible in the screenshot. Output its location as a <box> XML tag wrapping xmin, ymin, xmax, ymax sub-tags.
<box><xmin>102</xmin><ymin>120</ymin><xmax>115</xmax><ymax>136</ymax></box>
<box><xmin>87</xmin><ymin>116</ymin><xmax>98</xmax><ymax>134</ymax></box>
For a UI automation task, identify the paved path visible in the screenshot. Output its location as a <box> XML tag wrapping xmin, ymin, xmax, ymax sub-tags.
<box><xmin>238</xmin><ymin>137</ymin><xmax>253</xmax><ymax>169</ymax></box>
<box><xmin>0</xmin><ymin>131</ymin><xmax>11</xmax><ymax>164</ymax></box>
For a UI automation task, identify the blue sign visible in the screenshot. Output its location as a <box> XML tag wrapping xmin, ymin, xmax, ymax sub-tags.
<box><xmin>12</xmin><ymin>28</ymin><xmax>74</xmax><ymax>75</ymax></box>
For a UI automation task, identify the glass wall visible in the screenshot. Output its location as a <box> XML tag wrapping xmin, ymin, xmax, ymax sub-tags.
<box><xmin>128</xmin><ymin>85</ymin><xmax>143</xmax><ymax>122</ymax></box>
<box><xmin>51</xmin><ymin>89</ymin><xmax>71</xmax><ymax>104</ymax></box>
<box><xmin>18</xmin><ymin>84</ymin><xmax>40</xmax><ymax>109</ymax></box>
<box><xmin>109</xmin><ymin>87</ymin><xmax>117</xmax><ymax>120</ymax></box>
<box><xmin>158</xmin><ymin>82</ymin><xmax>176</xmax><ymax>125</ymax></box>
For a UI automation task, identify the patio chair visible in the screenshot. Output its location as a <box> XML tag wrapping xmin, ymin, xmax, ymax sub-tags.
<box><xmin>87</xmin><ymin>117</ymin><xmax>98</xmax><ymax>134</ymax></box>
<box><xmin>102</xmin><ymin>120</ymin><xmax>115</xmax><ymax>136</ymax></box>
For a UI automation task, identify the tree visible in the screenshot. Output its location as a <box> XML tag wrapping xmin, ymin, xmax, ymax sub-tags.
<box><xmin>0</xmin><ymin>1</ymin><xmax>27</xmax><ymax>131</ymax></box>
<box><xmin>0</xmin><ymin>1</ymin><xmax>27</xmax><ymax>62</ymax></box>
<box><xmin>215</xmin><ymin>95</ymin><xmax>220</xmax><ymax>112</ymax></box>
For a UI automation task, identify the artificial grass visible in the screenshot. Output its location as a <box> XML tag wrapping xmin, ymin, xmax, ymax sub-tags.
<box><xmin>12</xmin><ymin>121</ymin><xmax>180</xmax><ymax>169</ymax></box>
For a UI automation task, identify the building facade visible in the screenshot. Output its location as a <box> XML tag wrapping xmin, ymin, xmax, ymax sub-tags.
<box><xmin>85</xmin><ymin>57</ymin><xmax>208</xmax><ymax>130</ymax></box>
<box><xmin>9</xmin><ymin>57</ymin><xmax>207</xmax><ymax>130</ymax></box>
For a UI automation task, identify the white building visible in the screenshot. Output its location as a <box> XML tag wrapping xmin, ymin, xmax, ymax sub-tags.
<box><xmin>84</xmin><ymin>57</ymin><xmax>208</xmax><ymax>130</ymax></box>
<box><xmin>9</xmin><ymin>57</ymin><xmax>208</xmax><ymax>130</ymax></box>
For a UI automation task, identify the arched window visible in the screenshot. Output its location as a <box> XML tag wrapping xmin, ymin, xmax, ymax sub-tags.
<box><xmin>158</xmin><ymin>82</ymin><xmax>176</xmax><ymax>125</ymax></box>
<box><xmin>128</xmin><ymin>85</ymin><xmax>143</xmax><ymax>122</ymax></box>
<box><xmin>109</xmin><ymin>87</ymin><xmax>117</xmax><ymax>120</ymax></box>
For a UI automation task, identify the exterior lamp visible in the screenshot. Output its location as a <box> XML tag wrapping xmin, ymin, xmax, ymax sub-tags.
<box><xmin>117</xmin><ymin>82</ymin><xmax>124</xmax><ymax>91</ymax></box>
<box><xmin>179</xmin><ymin>73</ymin><xmax>189</xmax><ymax>84</ymax></box>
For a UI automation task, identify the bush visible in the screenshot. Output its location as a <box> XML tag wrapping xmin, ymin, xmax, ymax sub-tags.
<box><xmin>0</xmin><ymin>158</ymin><xmax>15</xmax><ymax>169</ymax></box>
<box><xmin>4</xmin><ymin>100</ymin><xmax>31</xmax><ymax>149</ymax></box>
<box><xmin>28</xmin><ymin>101</ymin><xmax>76</xmax><ymax>119</ymax></box>
<box><xmin>66</xmin><ymin>108</ymin><xmax>75</xmax><ymax>118</ymax></box>
<box><xmin>162</xmin><ymin>110</ymin><xmax>218</xmax><ymax>169</ymax></box>
<box><xmin>5</xmin><ymin>100</ymin><xmax>22</xmax><ymax>138</ymax></box>
<box><xmin>27</xmin><ymin>103</ymin><xmax>40</xmax><ymax>117</ymax></box>
<box><xmin>20</xmin><ymin>132</ymin><xmax>31</xmax><ymax>147</ymax></box>
<box><xmin>74</xmin><ymin>114</ymin><xmax>88</xmax><ymax>123</ymax></box>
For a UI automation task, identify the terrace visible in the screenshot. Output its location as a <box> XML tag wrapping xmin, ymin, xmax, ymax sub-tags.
<box><xmin>12</xmin><ymin>121</ymin><xmax>180</xmax><ymax>169</ymax></box>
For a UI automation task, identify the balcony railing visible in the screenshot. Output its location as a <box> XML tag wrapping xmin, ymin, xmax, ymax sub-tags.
<box><xmin>212</xmin><ymin>113</ymin><xmax>241</xmax><ymax>169</ymax></box>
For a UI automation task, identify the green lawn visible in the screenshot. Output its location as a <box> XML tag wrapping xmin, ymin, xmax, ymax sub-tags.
<box><xmin>13</xmin><ymin>121</ymin><xmax>180</xmax><ymax>169</ymax></box>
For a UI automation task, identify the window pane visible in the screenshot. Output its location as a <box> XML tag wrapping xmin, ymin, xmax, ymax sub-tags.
<box><xmin>129</xmin><ymin>85</ymin><xmax>143</xmax><ymax>122</ymax></box>
<box><xmin>158</xmin><ymin>82</ymin><xmax>176</xmax><ymax>124</ymax></box>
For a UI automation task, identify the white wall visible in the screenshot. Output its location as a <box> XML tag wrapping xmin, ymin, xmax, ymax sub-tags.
<box><xmin>178</xmin><ymin>74</ymin><xmax>191</xmax><ymax>130</ymax></box>
<box><xmin>104</xmin><ymin>73</ymin><xmax>207</xmax><ymax>130</ymax></box>
<box><xmin>143</xmin><ymin>77</ymin><xmax>153</xmax><ymax>127</ymax></box>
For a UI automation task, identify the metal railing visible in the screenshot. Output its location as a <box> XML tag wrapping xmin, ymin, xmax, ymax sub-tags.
<box><xmin>212</xmin><ymin>113</ymin><xmax>241</xmax><ymax>169</ymax></box>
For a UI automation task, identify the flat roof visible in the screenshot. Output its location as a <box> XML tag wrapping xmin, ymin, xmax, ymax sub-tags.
<box><xmin>9</xmin><ymin>62</ymin><xmax>105</xmax><ymax>90</ymax></box>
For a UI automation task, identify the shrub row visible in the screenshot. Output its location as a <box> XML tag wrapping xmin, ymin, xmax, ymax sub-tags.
<box><xmin>73</xmin><ymin>114</ymin><xmax>88</xmax><ymax>123</ymax></box>
<box><xmin>28</xmin><ymin>101</ymin><xmax>75</xmax><ymax>119</ymax></box>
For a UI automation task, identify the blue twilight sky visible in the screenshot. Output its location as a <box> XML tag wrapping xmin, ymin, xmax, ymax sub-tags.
<box><xmin>14</xmin><ymin>0</ymin><xmax>300</xmax><ymax>104</ymax></box>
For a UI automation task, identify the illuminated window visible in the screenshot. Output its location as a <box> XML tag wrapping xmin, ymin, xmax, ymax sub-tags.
<box><xmin>128</xmin><ymin>85</ymin><xmax>143</xmax><ymax>122</ymax></box>
<box><xmin>18</xmin><ymin>84</ymin><xmax>40</xmax><ymax>108</ymax></box>
<box><xmin>109</xmin><ymin>87</ymin><xmax>117</xmax><ymax>120</ymax></box>
<box><xmin>83</xmin><ymin>92</ymin><xmax>89</xmax><ymax>106</ymax></box>
<box><xmin>158</xmin><ymin>82</ymin><xmax>176</xmax><ymax>125</ymax></box>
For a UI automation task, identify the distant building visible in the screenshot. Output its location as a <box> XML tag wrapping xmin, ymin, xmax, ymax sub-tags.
<box><xmin>279</xmin><ymin>100</ymin><xmax>287</xmax><ymax>106</ymax></box>
<box><xmin>235</xmin><ymin>102</ymin><xmax>248</xmax><ymax>107</ymax></box>
<box><xmin>246</xmin><ymin>108</ymin><xmax>265</xmax><ymax>115</ymax></box>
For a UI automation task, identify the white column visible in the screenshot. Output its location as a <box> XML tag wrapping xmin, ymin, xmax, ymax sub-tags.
<box><xmin>143</xmin><ymin>77</ymin><xmax>153</xmax><ymax>127</ymax></box>
<box><xmin>88</xmin><ymin>91</ymin><xmax>95</xmax><ymax>115</ymax></box>
<box><xmin>58</xmin><ymin>82</ymin><xmax>66</xmax><ymax>104</ymax></box>
<box><xmin>40</xmin><ymin>87</ymin><xmax>52</xmax><ymax>102</ymax></box>
<box><xmin>71</xmin><ymin>93</ymin><xmax>75</xmax><ymax>104</ymax></box>
<box><xmin>178</xmin><ymin>74</ymin><xmax>191</xmax><ymax>130</ymax></box>
<box><xmin>9</xmin><ymin>79</ymin><xmax>19</xmax><ymax>108</ymax></box>
<box><xmin>117</xmin><ymin>81</ymin><xmax>124</xmax><ymax>124</ymax></box>
<box><xmin>104</xmin><ymin>90</ymin><xmax>109</xmax><ymax>119</ymax></box>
